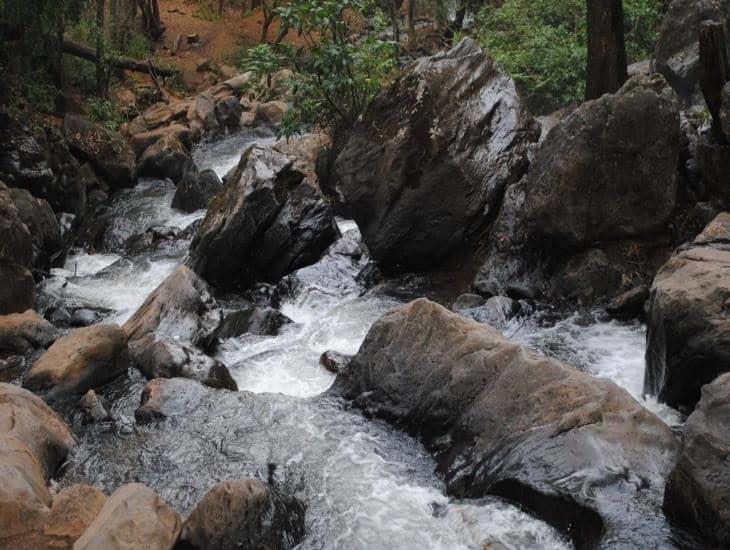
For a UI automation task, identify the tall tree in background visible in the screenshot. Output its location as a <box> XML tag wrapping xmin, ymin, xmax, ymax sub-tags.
<box><xmin>585</xmin><ymin>0</ymin><xmax>627</xmax><ymax>100</ymax></box>
<box><xmin>96</xmin><ymin>0</ymin><xmax>108</xmax><ymax>97</ymax></box>
<box><xmin>136</xmin><ymin>0</ymin><xmax>164</xmax><ymax>39</ymax></box>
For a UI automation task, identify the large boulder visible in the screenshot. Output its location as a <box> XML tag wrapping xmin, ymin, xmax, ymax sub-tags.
<box><xmin>0</xmin><ymin>310</ymin><xmax>59</xmax><ymax>355</ymax></box>
<box><xmin>40</xmin><ymin>484</ymin><xmax>107</xmax><ymax>548</ymax></box>
<box><xmin>654</xmin><ymin>0</ymin><xmax>730</xmax><ymax>98</ymax></box>
<box><xmin>0</xmin><ymin>383</ymin><xmax>75</xmax><ymax>547</ymax></box>
<box><xmin>645</xmin><ymin>212</ymin><xmax>730</xmax><ymax>411</ymax></box>
<box><xmin>123</xmin><ymin>265</ymin><xmax>220</xmax><ymax>348</ymax></box>
<box><xmin>333</xmin><ymin>299</ymin><xmax>679</xmax><ymax>547</ymax></box>
<box><xmin>189</xmin><ymin>146</ymin><xmax>339</xmax><ymax>290</ymax></box>
<box><xmin>177</xmin><ymin>479</ymin><xmax>306</xmax><ymax>550</ymax></box>
<box><xmin>0</xmin><ymin>181</ymin><xmax>32</xmax><ymax>268</ymax></box>
<box><xmin>129</xmin><ymin>333</ymin><xmax>237</xmax><ymax>390</ymax></box>
<box><xmin>331</xmin><ymin>38</ymin><xmax>534</xmax><ymax>272</ymax></box>
<box><xmin>135</xmin><ymin>133</ymin><xmax>193</xmax><ymax>184</ymax></box>
<box><xmin>664</xmin><ymin>373</ymin><xmax>730</xmax><ymax>546</ymax></box>
<box><xmin>73</xmin><ymin>483</ymin><xmax>181</xmax><ymax>550</ymax></box>
<box><xmin>475</xmin><ymin>74</ymin><xmax>681</xmax><ymax>303</ymax></box>
<box><xmin>9</xmin><ymin>187</ymin><xmax>65</xmax><ymax>271</ymax></box>
<box><xmin>24</xmin><ymin>324</ymin><xmax>129</xmax><ymax>397</ymax></box>
<box><xmin>0</xmin><ymin>261</ymin><xmax>35</xmax><ymax>315</ymax></box>
<box><xmin>63</xmin><ymin>115</ymin><xmax>135</xmax><ymax>189</ymax></box>
<box><xmin>172</xmin><ymin>168</ymin><xmax>222</xmax><ymax>213</ymax></box>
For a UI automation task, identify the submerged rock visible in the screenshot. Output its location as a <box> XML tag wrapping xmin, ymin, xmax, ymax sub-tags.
<box><xmin>24</xmin><ymin>324</ymin><xmax>129</xmax><ymax>397</ymax></box>
<box><xmin>135</xmin><ymin>377</ymin><xmax>210</xmax><ymax>424</ymax></box>
<box><xmin>189</xmin><ymin>145</ymin><xmax>339</xmax><ymax>290</ymax></box>
<box><xmin>664</xmin><ymin>373</ymin><xmax>730</xmax><ymax>546</ymax></box>
<box><xmin>178</xmin><ymin>479</ymin><xmax>306</xmax><ymax>550</ymax></box>
<box><xmin>63</xmin><ymin>115</ymin><xmax>135</xmax><ymax>189</ymax></box>
<box><xmin>129</xmin><ymin>334</ymin><xmax>237</xmax><ymax>390</ymax></box>
<box><xmin>645</xmin><ymin>212</ymin><xmax>730</xmax><ymax>411</ymax></box>
<box><xmin>123</xmin><ymin>265</ymin><xmax>220</xmax><ymax>348</ymax></box>
<box><xmin>0</xmin><ymin>310</ymin><xmax>59</xmax><ymax>355</ymax></box>
<box><xmin>73</xmin><ymin>483</ymin><xmax>181</xmax><ymax>550</ymax></box>
<box><xmin>475</xmin><ymin>74</ymin><xmax>680</xmax><ymax>303</ymax></box>
<box><xmin>332</xmin><ymin>38</ymin><xmax>534</xmax><ymax>272</ymax></box>
<box><xmin>333</xmin><ymin>299</ymin><xmax>678</xmax><ymax>547</ymax></box>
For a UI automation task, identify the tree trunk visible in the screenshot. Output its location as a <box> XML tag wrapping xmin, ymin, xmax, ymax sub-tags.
<box><xmin>137</xmin><ymin>0</ymin><xmax>164</xmax><ymax>40</ymax></box>
<box><xmin>261</xmin><ymin>1</ymin><xmax>274</xmax><ymax>42</ymax></box>
<box><xmin>390</xmin><ymin>0</ymin><xmax>400</xmax><ymax>44</ymax></box>
<box><xmin>62</xmin><ymin>39</ymin><xmax>176</xmax><ymax>77</ymax></box>
<box><xmin>585</xmin><ymin>0</ymin><xmax>628</xmax><ymax>100</ymax></box>
<box><xmin>96</xmin><ymin>0</ymin><xmax>107</xmax><ymax>98</ymax></box>
<box><xmin>699</xmin><ymin>21</ymin><xmax>730</xmax><ymax>141</ymax></box>
<box><xmin>52</xmin><ymin>13</ymin><xmax>65</xmax><ymax>89</ymax></box>
<box><xmin>405</xmin><ymin>0</ymin><xmax>416</xmax><ymax>39</ymax></box>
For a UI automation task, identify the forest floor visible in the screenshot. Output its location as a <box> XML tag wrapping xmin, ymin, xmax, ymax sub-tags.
<box><xmin>150</xmin><ymin>0</ymin><xmax>301</xmax><ymax>92</ymax></box>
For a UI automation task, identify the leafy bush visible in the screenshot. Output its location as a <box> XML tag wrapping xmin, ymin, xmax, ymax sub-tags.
<box><xmin>471</xmin><ymin>0</ymin><xmax>664</xmax><ymax>114</ymax></box>
<box><xmin>241</xmin><ymin>0</ymin><xmax>398</xmax><ymax>135</ymax></box>
<box><xmin>86</xmin><ymin>97</ymin><xmax>124</xmax><ymax>131</ymax></box>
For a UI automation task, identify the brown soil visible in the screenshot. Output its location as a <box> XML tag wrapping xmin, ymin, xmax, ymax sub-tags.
<box><xmin>151</xmin><ymin>0</ymin><xmax>303</xmax><ymax>92</ymax></box>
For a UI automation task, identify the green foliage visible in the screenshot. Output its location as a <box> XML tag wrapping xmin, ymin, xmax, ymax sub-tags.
<box><xmin>193</xmin><ymin>1</ymin><xmax>222</xmax><ymax>21</ymax></box>
<box><xmin>241</xmin><ymin>0</ymin><xmax>398</xmax><ymax>135</ymax></box>
<box><xmin>471</xmin><ymin>0</ymin><xmax>664</xmax><ymax>114</ymax></box>
<box><xmin>86</xmin><ymin>97</ymin><xmax>124</xmax><ymax>130</ymax></box>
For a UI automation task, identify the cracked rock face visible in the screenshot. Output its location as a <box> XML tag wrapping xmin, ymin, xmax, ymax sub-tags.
<box><xmin>189</xmin><ymin>145</ymin><xmax>339</xmax><ymax>291</ymax></box>
<box><xmin>645</xmin><ymin>212</ymin><xmax>730</xmax><ymax>411</ymax></box>
<box><xmin>333</xmin><ymin>298</ymin><xmax>679</xmax><ymax>548</ymax></box>
<box><xmin>332</xmin><ymin>38</ymin><xmax>536</xmax><ymax>273</ymax></box>
<box><xmin>474</xmin><ymin>74</ymin><xmax>681</xmax><ymax>303</ymax></box>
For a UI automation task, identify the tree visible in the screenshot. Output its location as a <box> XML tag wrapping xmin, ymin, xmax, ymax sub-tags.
<box><xmin>136</xmin><ymin>0</ymin><xmax>164</xmax><ymax>39</ymax></box>
<box><xmin>585</xmin><ymin>0</ymin><xmax>628</xmax><ymax>100</ymax></box>
<box><xmin>96</xmin><ymin>0</ymin><xmax>108</xmax><ymax>97</ymax></box>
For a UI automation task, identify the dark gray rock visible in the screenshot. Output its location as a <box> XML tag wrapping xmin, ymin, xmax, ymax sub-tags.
<box><xmin>332</xmin><ymin>38</ymin><xmax>535</xmax><ymax>272</ymax></box>
<box><xmin>0</xmin><ymin>181</ymin><xmax>33</xmax><ymax>268</ymax></box>
<box><xmin>123</xmin><ymin>265</ymin><xmax>221</xmax><ymax>349</ymax></box>
<box><xmin>0</xmin><ymin>261</ymin><xmax>35</xmax><ymax>315</ymax></box>
<box><xmin>475</xmin><ymin>74</ymin><xmax>681</xmax><ymax>304</ymax></box>
<box><xmin>172</xmin><ymin>168</ymin><xmax>222</xmax><ymax>213</ymax></box>
<box><xmin>214</xmin><ymin>96</ymin><xmax>243</xmax><ymax>131</ymax></box>
<box><xmin>189</xmin><ymin>146</ymin><xmax>339</xmax><ymax>290</ymax></box>
<box><xmin>216</xmin><ymin>306</ymin><xmax>292</xmax><ymax>340</ymax></box>
<box><xmin>606</xmin><ymin>285</ymin><xmax>650</xmax><ymax>319</ymax></box>
<box><xmin>135</xmin><ymin>134</ymin><xmax>192</xmax><ymax>184</ymax></box>
<box><xmin>451</xmin><ymin>294</ymin><xmax>486</xmax><ymax>311</ymax></box>
<box><xmin>129</xmin><ymin>333</ymin><xmax>237</xmax><ymax>390</ymax></box>
<box><xmin>333</xmin><ymin>298</ymin><xmax>679</xmax><ymax>548</ymax></box>
<box><xmin>645</xmin><ymin>212</ymin><xmax>730</xmax><ymax>411</ymax></box>
<box><xmin>319</xmin><ymin>350</ymin><xmax>351</xmax><ymax>374</ymax></box>
<box><xmin>664</xmin><ymin>373</ymin><xmax>730</xmax><ymax>546</ymax></box>
<box><xmin>63</xmin><ymin>114</ymin><xmax>135</xmax><ymax>189</ymax></box>
<box><xmin>177</xmin><ymin>479</ymin><xmax>306</xmax><ymax>550</ymax></box>
<box><xmin>654</xmin><ymin>0</ymin><xmax>730</xmax><ymax>98</ymax></box>
<box><xmin>77</xmin><ymin>389</ymin><xmax>113</xmax><ymax>424</ymax></box>
<box><xmin>135</xmin><ymin>377</ymin><xmax>210</xmax><ymax>424</ymax></box>
<box><xmin>9</xmin><ymin>188</ymin><xmax>65</xmax><ymax>272</ymax></box>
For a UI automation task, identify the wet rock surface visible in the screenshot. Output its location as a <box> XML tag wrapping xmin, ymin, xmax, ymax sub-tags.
<box><xmin>24</xmin><ymin>324</ymin><xmax>129</xmax><ymax>398</ymax></box>
<box><xmin>172</xmin><ymin>168</ymin><xmax>222</xmax><ymax>212</ymax></box>
<box><xmin>130</xmin><ymin>333</ymin><xmax>237</xmax><ymax>390</ymax></box>
<box><xmin>9</xmin><ymin>187</ymin><xmax>65</xmax><ymax>272</ymax></box>
<box><xmin>73</xmin><ymin>483</ymin><xmax>182</xmax><ymax>550</ymax></box>
<box><xmin>123</xmin><ymin>265</ymin><xmax>220</xmax><ymax>348</ymax></box>
<box><xmin>135</xmin><ymin>377</ymin><xmax>210</xmax><ymax>424</ymax></box>
<box><xmin>332</xmin><ymin>38</ymin><xmax>534</xmax><ymax>272</ymax></box>
<box><xmin>333</xmin><ymin>299</ymin><xmax>679</xmax><ymax>547</ymax></box>
<box><xmin>135</xmin><ymin>133</ymin><xmax>193</xmax><ymax>185</ymax></box>
<box><xmin>216</xmin><ymin>306</ymin><xmax>293</xmax><ymax>339</ymax></box>
<box><xmin>0</xmin><ymin>310</ymin><xmax>59</xmax><ymax>355</ymax></box>
<box><xmin>645</xmin><ymin>212</ymin><xmax>730</xmax><ymax>411</ymax></box>
<box><xmin>177</xmin><ymin>478</ymin><xmax>306</xmax><ymax>550</ymax></box>
<box><xmin>664</xmin><ymin>373</ymin><xmax>730</xmax><ymax>546</ymax></box>
<box><xmin>475</xmin><ymin>74</ymin><xmax>681</xmax><ymax>303</ymax></box>
<box><xmin>189</xmin><ymin>145</ymin><xmax>339</xmax><ymax>290</ymax></box>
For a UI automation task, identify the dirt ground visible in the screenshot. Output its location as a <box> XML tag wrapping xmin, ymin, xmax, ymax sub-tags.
<box><xmin>152</xmin><ymin>0</ymin><xmax>301</xmax><ymax>92</ymax></box>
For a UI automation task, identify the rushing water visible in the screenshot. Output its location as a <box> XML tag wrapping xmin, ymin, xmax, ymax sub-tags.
<box><xmin>37</xmin><ymin>130</ymin><xmax>681</xmax><ymax>549</ymax></box>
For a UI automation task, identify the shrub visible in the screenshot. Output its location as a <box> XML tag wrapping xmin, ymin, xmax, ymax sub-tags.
<box><xmin>241</xmin><ymin>0</ymin><xmax>398</xmax><ymax>136</ymax></box>
<box><xmin>471</xmin><ymin>0</ymin><xmax>664</xmax><ymax>114</ymax></box>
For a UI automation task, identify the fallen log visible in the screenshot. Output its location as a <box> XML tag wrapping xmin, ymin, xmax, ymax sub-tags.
<box><xmin>61</xmin><ymin>39</ymin><xmax>176</xmax><ymax>78</ymax></box>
